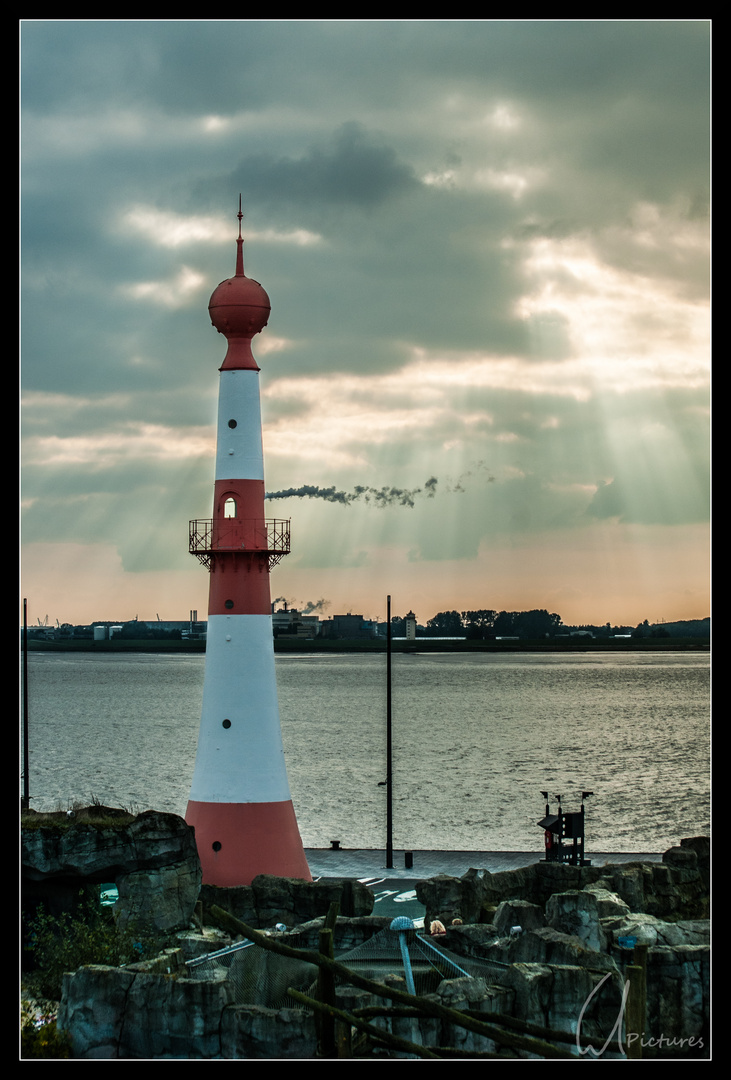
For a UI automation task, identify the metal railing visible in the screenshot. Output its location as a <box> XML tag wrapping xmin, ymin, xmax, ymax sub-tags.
<box><xmin>189</xmin><ymin>518</ymin><xmax>290</xmax><ymax>570</ymax></box>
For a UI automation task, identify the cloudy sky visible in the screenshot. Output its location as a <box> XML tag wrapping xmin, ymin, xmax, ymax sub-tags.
<box><xmin>21</xmin><ymin>20</ymin><xmax>710</xmax><ymax>628</ymax></box>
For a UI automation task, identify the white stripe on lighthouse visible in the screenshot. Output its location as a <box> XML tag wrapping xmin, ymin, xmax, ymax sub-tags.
<box><xmin>188</xmin><ymin>613</ymin><xmax>292</xmax><ymax>805</ymax></box>
<box><xmin>215</xmin><ymin>369</ymin><xmax>264</xmax><ymax>482</ymax></box>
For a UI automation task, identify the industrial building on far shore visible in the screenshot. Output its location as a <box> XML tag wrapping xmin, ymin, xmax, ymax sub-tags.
<box><xmin>23</xmin><ymin>606</ymin><xmax>388</xmax><ymax>643</ymax></box>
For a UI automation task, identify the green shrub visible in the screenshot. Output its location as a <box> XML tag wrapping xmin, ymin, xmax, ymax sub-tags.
<box><xmin>23</xmin><ymin>888</ymin><xmax>163</xmax><ymax>1001</ymax></box>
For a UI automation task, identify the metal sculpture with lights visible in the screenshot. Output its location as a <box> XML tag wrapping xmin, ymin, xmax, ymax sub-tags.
<box><xmin>538</xmin><ymin>789</ymin><xmax>593</xmax><ymax>866</ymax></box>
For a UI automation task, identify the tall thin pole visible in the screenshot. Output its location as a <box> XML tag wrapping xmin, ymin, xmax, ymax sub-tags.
<box><xmin>386</xmin><ymin>595</ymin><xmax>393</xmax><ymax>868</ymax></box>
<box><xmin>22</xmin><ymin>598</ymin><xmax>29</xmax><ymax>810</ymax></box>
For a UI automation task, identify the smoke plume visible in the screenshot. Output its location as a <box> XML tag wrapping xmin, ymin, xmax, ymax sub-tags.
<box><xmin>272</xmin><ymin>597</ymin><xmax>331</xmax><ymax>614</ymax></box>
<box><xmin>266</xmin><ymin>477</ymin><xmax>439</xmax><ymax>508</ymax></box>
<box><xmin>301</xmin><ymin>598</ymin><xmax>330</xmax><ymax>614</ymax></box>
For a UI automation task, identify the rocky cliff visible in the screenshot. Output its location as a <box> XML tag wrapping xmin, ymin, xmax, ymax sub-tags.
<box><xmin>22</xmin><ymin>807</ymin><xmax>201</xmax><ymax>932</ymax></box>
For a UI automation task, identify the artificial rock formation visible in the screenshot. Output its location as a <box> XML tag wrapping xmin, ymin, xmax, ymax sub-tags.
<box><xmin>59</xmin><ymin>918</ymin><xmax>393</xmax><ymax>1059</ymax></box>
<box><xmin>199</xmin><ymin>873</ymin><xmax>374</xmax><ymax>929</ymax></box>
<box><xmin>22</xmin><ymin>808</ymin><xmax>202</xmax><ymax>933</ymax></box>
<box><xmin>22</xmin><ymin>806</ymin><xmax>375</xmax><ymax>935</ymax></box>
<box><xmin>416</xmin><ymin>837</ymin><xmax>709</xmax><ymax>928</ymax></box>
<box><xmin>418</xmin><ymin>842</ymin><xmax>710</xmax><ymax>1060</ymax></box>
<box><xmin>39</xmin><ymin>827</ymin><xmax>711</xmax><ymax>1058</ymax></box>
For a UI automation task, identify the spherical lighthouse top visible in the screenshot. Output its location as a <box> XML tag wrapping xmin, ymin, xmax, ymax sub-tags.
<box><xmin>208</xmin><ymin>203</ymin><xmax>271</xmax><ymax>371</ymax></box>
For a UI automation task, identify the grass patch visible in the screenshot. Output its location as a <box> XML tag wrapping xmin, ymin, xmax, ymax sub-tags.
<box><xmin>22</xmin><ymin>804</ymin><xmax>137</xmax><ymax>831</ymax></box>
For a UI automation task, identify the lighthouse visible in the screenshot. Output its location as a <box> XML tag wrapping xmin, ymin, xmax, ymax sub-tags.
<box><xmin>186</xmin><ymin>204</ymin><xmax>311</xmax><ymax>886</ymax></box>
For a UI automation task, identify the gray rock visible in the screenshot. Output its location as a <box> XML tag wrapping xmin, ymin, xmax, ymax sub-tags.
<box><xmin>680</xmin><ymin>836</ymin><xmax>710</xmax><ymax>887</ymax></box>
<box><xmin>509</xmin><ymin>926</ymin><xmax>616</xmax><ymax>971</ymax></box>
<box><xmin>443</xmin><ymin>922</ymin><xmax>501</xmax><ymax>959</ymax></box>
<box><xmin>503</xmin><ymin>962</ymin><xmax>626</xmax><ymax>1055</ymax></box>
<box><xmin>644</xmin><ymin>945</ymin><xmax>710</xmax><ymax>1059</ymax></box>
<box><xmin>604</xmin><ymin>913</ymin><xmax>710</xmax><ymax>949</ymax></box>
<box><xmin>22</xmin><ymin>809</ymin><xmax>202</xmax><ymax>933</ymax></box>
<box><xmin>433</xmin><ymin>977</ymin><xmax>512</xmax><ymax>1056</ymax></box>
<box><xmin>221</xmin><ymin>1005</ymin><xmax>316</xmax><ymax>1060</ymax></box>
<box><xmin>663</xmin><ymin>845</ymin><xmax>698</xmax><ymax>869</ymax></box>
<box><xmin>493</xmin><ymin>899</ymin><xmax>545</xmax><ymax>936</ymax></box>
<box><xmin>22</xmin><ymin>809</ymin><xmax>196</xmax><ymax>880</ymax></box>
<box><xmin>545</xmin><ymin>890</ymin><xmax>606</xmax><ymax>952</ymax></box>
<box><xmin>200</xmin><ymin>875</ymin><xmax>374</xmax><ymax>929</ymax></box>
<box><xmin>415</xmin><ymin>873</ymin><xmax>465</xmax><ymax>927</ymax></box>
<box><xmin>115</xmin><ymin>861</ymin><xmax>202</xmax><ymax>934</ymax></box>
<box><xmin>606</xmin><ymin>864</ymin><xmax>650</xmax><ymax>913</ymax></box>
<box><xmin>582</xmin><ymin>885</ymin><xmax>631</xmax><ymax>919</ymax></box>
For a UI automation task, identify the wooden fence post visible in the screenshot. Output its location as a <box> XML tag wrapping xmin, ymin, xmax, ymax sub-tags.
<box><xmin>317</xmin><ymin>927</ymin><xmax>337</xmax><ymax>1057</ymax></box>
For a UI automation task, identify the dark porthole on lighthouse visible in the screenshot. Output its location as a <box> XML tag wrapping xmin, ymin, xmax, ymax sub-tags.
<box><xmin>212</xmin><ymin>841</ymin><xmax>222</xmax><ymax>852</ymax></box>
<box><xmin>225</xmin><ymin>599</ymin><xmax>234</xmax><ymax>609</ymax></box>
<box><xmin>228</xmin><ymin>419</ymin><xmax>237</xmax><ymax>428</ymax></box>
<box><xmin>222</xmin><ymin>719</ymin><xmax>231</xmax><ymax>729</ymax></box>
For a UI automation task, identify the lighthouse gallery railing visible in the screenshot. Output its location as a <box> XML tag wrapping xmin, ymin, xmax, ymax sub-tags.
<box><xmin>189</xmin><ymin>518</ymin><xmax>290</xmax><ymax>570</ymax></box>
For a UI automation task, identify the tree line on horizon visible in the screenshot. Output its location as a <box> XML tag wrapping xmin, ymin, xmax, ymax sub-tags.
<box><xmin>391</xmin><ymin>609</ymin><xmax>710</xmax><ymax>639</ymax></box>
<box><xmin>25</xmin><ymin>611</ymin><xmax>710</xmax><ymax>642</ymax></box>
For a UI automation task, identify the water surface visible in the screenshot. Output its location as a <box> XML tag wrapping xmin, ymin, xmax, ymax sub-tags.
<box><xmin>23</xmin><ymin>650</ymin><xmax>709</xmax><ymax>852</ymax></box>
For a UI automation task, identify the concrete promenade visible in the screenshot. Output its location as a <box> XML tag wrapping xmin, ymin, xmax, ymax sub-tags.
<box><xmin>304</xmin><ymin>848</ymin><xmax>663</xmax><ymax>881</ymax></box>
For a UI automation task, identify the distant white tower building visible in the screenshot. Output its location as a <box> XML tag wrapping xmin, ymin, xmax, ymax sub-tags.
<box><xmin>405</xmin><ymin>611</ymin><xmax>417</xmax><ymax>642</ymax></box>
<box><xmin>186</xmin><ymin>205</ymin><xmax>311</xmax><ymax>886</ymax></box>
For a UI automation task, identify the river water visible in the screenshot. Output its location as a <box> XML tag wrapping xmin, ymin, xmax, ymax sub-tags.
<box><xmin>22</xmin><ymin>650</ymin><xmax>709</xmax><ymax>853</ymax></box>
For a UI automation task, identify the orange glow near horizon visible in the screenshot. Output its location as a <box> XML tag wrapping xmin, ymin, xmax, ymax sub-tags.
<box><xmin>22</xmin><ymin>520</ymin><xmax>709</xmax><ymax>630</ymax></box>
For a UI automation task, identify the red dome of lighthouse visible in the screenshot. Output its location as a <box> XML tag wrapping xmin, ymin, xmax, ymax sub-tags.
<box><xmin>208</xmin><ymin>203</ymin><xmax>271</xmax><ymax>371</ymax></box>
<box><xmin>209</xmin><ymin>274</ymin><xmax>270</xmax><ymax>337</ymax></box>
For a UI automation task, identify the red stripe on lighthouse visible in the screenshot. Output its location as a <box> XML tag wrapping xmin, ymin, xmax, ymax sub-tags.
<box><xmin>186</xmin><ymin>800</ymin><xmax>312</xmax><ymax>886</ymax></box>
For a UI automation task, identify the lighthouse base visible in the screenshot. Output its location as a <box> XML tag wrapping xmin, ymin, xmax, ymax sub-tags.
<box><xmin>186</xmin><ymin>799</ymin><xmax>312</xmax><ymax>886</ymax></box>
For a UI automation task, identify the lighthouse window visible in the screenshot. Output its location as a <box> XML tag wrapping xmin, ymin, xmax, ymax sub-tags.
<box><xmin>212</xmin><ymin>841</ymin><xmax>222</xmax><ymax>852</ymax></box>
<box><xmin>222</xmin><ymin>719</ymin><xmax>231</xmax><ymax>729</ymax></box>
<box><xmin>228</xmin><ymin>419</ymin><xmax>237</xmax><ymax>429</ymax></box>
<box><xmin>225</xmin><ymin>600</ymin><xmax>234</xmax><ymax>609</ymax></box>
<box><xmin>224</xmin><ymin>497</ymin><xmax>237</xmax><ymax>518</ymax></box>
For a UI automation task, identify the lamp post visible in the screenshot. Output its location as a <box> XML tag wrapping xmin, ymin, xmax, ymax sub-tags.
<box><xmin>386</xmin><ymin>594</ymin><xmax>393</xmax><ymax>868</ymax></box>
<box><xmin>22</xmin><ymin>598</ymin><xmax>29</xmax><ymax>810</ymax></box>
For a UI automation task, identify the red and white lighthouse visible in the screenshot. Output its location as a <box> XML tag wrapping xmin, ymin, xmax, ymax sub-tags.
<box><xmin>186</xmin><ymin>204</ymin><xmax>311</xmax><ymax>886</ymax></box>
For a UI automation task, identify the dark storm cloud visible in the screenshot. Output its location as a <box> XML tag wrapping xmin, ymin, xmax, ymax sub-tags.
<box><xmin>22</xmin><ymin>20</ymin><xmax>710</xmax><ymax>386</ymax></box>
<box><xmin>236</xmin><ymin>122</ymin><xmax>420</xmax><ymax>209</ymax></box>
